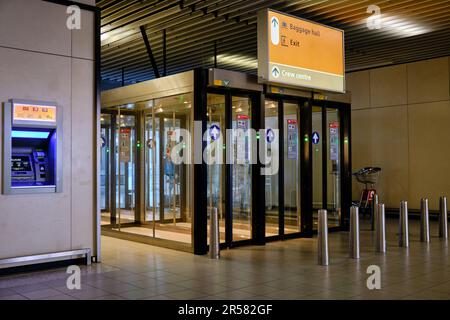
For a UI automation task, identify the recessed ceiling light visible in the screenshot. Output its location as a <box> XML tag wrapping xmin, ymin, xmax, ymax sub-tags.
<box><xmin>366</xmin><ymin>14</ymin><xmax>431</xmax><ymax>38</ymax></box>
<box><xmin>214</xmin><ymin>54</ymin><xmax>257</xmax><ymax>69</ymax></box>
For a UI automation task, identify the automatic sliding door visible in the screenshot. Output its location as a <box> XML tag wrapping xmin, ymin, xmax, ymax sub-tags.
<box><xmin>264</xmin><ymin>100</ymin><xmax>279</xmax><ymax>237</ymax></box>
<box><xmin>312</xmin><ymin>107</ymin><xmax>323</xmax><ymax>229</ymax></box>
<box><xmin>312</xmin><ymin>105</ymin><xmax>342</xmax><ymax>229</ymax></box>
<box><xmin>162</xmin><ymin>116</ymin><xmax>183</xmax><ymax>223</ymax></box>
<box><xmin>116</xmin><ymin>114</ymin><xmax>137</xmax><ymax>227</ymax></box>
<box><xmin>206</xmin><ymin>94</ymin><xmax>226</xmax><ymax>244</ymax></box>
<box><xmin>144</xmin><ymin>114</ymin><xmax>161</xmax><ymax>224</ymax></box>
<box><xmin>326</xmin><ymin>108</ymin><xmax>341</xmax><ymax>227</ymax></box>
<box><xmin>142</xmin><ymin>93</ymin><xmax>193</xmax><ymax>245</ymax></box>
<box><xmin>100</xmin><ymin>114</ymin><xmax>111</xmax><ymax>224</ymax></box>
<box><xmin>284</xmin><ymin>102</ymin><xmax>301</xmax><ymax>234</ymax></box>
<box><xmin>232</xmin><ymin>95</ymin><xmax>252</xmax><ymax>242</ymax></box>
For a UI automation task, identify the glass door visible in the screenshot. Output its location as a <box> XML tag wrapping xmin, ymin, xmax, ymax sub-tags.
<box><xmin>115</xmin><ymin>113</ymin><xmax>137</xmax><ymax>228</ymax></box>
<box><xmin>100</xmin><ymin>111</ymin><xmax>137</xmax><ymax>229</ymax></box>
<box><xmin>162</xmin><ymin>116</ymin><xmax>183</xmax><ymax>223</ymax></box>
<box><xmin>206</xmin><ymin>92</ymin><xmax>253</xmax><ymax>246</ymax></box>
<box><xmin>100</xmin><ymin>113</ymin><xmax>112</xmax><ymax>225</ymax></box>
<box><xmin>312</xmin><ymin>105</ymin><xmax>342</xmax><ymax>229</ymax></box>
<box><xmin>264</xmin><ymin>100</ymin><xmax>279</xmax><ymax>237</ymax></box>
<box><xmin>326</xmin><ymin>108</ymin><xmax>341</xmax><ymax>227</ymax></box>
<box><xmin>206</xmin><ymin>94</ymin><xmax>226</xmax><ymax>244</ymax></box>
<box><xmin>142</xmin><ymin>93</ymin><xmax>193</xmax><ymax>244</ymax></box>
<box><xmin>231</xmin><ymin>95</ymin><xmax>252</xmax><ymax>242</ymax></box>
<box><xmin>144</xmin><ymin>113</ymin><xmax>161</xmax><ymax>231</ymax></box>
<box><xmin>100</xmin><ymin>114</ymin><xmax>111</xmax><ymax>214</ymax></box>
<box><xmin>284</xmin><ymin>102</ymin><xmax>301</xmax><ymax>234</ymax></box>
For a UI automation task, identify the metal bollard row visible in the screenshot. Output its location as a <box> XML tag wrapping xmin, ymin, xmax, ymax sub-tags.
<box><xmin>317</xmin><ymin>196</ymin><xmax>448</xmax><ymax>266</ymax></box>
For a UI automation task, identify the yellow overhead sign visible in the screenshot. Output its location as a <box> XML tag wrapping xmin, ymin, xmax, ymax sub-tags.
<box><xmin>258</xmin><ymin>9</ymin><xmax>345</xmax><ymax>93</ymax></box>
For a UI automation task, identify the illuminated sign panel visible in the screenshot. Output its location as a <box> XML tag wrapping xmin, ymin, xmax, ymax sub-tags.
<box><xmin>13</xmin><ymin>103</ymin><xmax>57</xmax><ymax>123</ymax></box>
<box><xmin>258</xmin><ymin>9</ymin><xmax>345</xmax><ymax>93</ymax></box>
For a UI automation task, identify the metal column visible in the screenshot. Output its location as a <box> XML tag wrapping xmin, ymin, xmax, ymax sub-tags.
<box><xmin>420</xmin><ymin>198</ymin><xmax>430</xmax><ymax>243</ymax></box>
<box><xmin>399</xmin><ymin>201</ymin><xmax>409</xmax><ymax>248</ymax></box>
<box><xmin>318</xmin><ymin>209</ymin><xmax>329</xmax><ymax>266</ymax></box>
<box><xmin>209</xmin><ymin>208</ymin><xmax>220</xmax><ymax>259</ymax></box>
<box><xmin>375</xmin><ymin>203</ymin><xmax>386</xmax><ymax>253</ymax></box>
<box><xmin>371</xmin><ymin>194</ymin><xmax>378</xmax><ymax>231</ymax></box>
<box><xmin>350</xmin><ymin>206</ymin><xmax>360</xmax><ymax>259</ymax></box>
<box><xmin>439</xmin><ymin>197</ymin><xmax>448</xmax><ymax>239</ymax></box>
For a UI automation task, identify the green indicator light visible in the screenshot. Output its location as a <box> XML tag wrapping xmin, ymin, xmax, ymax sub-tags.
<box><xmin>136</xmin><ymin>141</ymin><xmax>141</xmax><ymax>148</ymax></box>
<box><xmin>344</xmin><ymin>138</ymin><xmax>349</xmax><ymax>144</ymax></box>
<box><xmin>222</xmin><ymin>144</ymin><xmax>226</xmax><ymax>150</ymax></box>
<box><xmin>106</xmin><ymin>148</ymin><xmax>110</xmax><ymax>153</ymax></box>
<box><xmin>304</xmin><ymin>135</ymin><xmax>309</xmax><ymax>142</ymax></box>
<box><xmin>256</xmin><ymin>133</ymin><xmax>260</xmax><ymax>140</ymax></box>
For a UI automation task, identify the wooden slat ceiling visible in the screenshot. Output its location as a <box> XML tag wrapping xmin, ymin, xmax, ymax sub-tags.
<box><xmin>98</xmin><ymin>0</ymin><xmax>450</xmax><ymax>85</ymax></box>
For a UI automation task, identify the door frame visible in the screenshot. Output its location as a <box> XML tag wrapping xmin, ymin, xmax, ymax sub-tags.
<box><xmin>192</xmin><ymin>68</ymin><xmax>351</xmax><ymax>255</ymax></box>
<box><xmin>206</xmin><ymin>87</ymin><xmax>262</xmax><ymax>249</ymax></box>
<box><xmin>101</xmin><ymin>109</ymin><xmax>141</xmax><ymax>227</ymax></box>
<box><xmin>141</xmin><ymin>110</ymin><xmax>188</xmax><ymax>225</ymax></box>
<box><xmin>264</xmin><ymin>94</ymin><xmax>313</xmax><ymax>240</ymax></box>
<box><xmin>311</xmin><ymin>99</ymin><xmax>351</xmax><ymax>231</ymax></box>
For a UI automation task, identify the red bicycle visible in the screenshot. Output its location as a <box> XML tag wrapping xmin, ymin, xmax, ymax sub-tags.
<box><xmin>353</xmin><ymin>167</ymin><xmax>381</xmax><ymax>215</ymax></box>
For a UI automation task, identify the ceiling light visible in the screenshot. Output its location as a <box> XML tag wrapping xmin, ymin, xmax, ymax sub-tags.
<box><xmin>214</xmin><ymin>54</ymin><xmax>258</xmax><ymax>69</ymax></box>
<box><xmin>367</xmin><ymin>14</ymin><xmax>431</xmax><ymax>38</ymax></box>
<box><xmin>101</xmin><ymin>29</ymin><xmax>137</xmax><ymax>45</ymax></box>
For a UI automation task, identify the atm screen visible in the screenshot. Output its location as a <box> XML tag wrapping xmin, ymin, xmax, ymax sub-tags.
<box><xmin>11</xmin><ymin>156</ymin><xmax>32</xmax><ymax>172</ymax></box>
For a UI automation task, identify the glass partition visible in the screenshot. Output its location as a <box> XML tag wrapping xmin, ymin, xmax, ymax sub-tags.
<box><xmin>284</xmin><ymin>102</ymin><xmax>301</xmax><ymax>234</ymax></box>
<box><xmin>327</xmin><ymin>108</ymin><xmax>341</xmax><ymax>227</ymax></box>
<box><xmin>206</xmin><ymin>94</ymin><xmax>226</xmax><ymax>244</ymax></box>
<box><xmin>232</xmin><ymin>95</ymin><xmax>252</xmax><ymax>241</ymax></box>
<box><xmin>101</xmin><ymin>92</ymin><xmax>194</xmax><ymax>248</ymax></box>
<box><xmin>312</xmin><ymin>106</ymin><xmax>323</xmax><ymax>229</ymax></box>
<box><xmin>264</xmin><ymin>100</ymin><xmax>279</xmax><ymax>237</ymax></box>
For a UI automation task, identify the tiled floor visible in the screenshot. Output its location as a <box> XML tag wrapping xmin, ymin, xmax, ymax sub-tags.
<box><xmin>0</xmin><ymin>218</ymin><xmax>449</xmax><ymax>300</ymax></box>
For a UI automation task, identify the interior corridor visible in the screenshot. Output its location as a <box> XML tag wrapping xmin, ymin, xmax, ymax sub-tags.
<box><xmin>0</xmin><ymin>218</ymin><xmax>449</xmax><ymax>300</ymax></box>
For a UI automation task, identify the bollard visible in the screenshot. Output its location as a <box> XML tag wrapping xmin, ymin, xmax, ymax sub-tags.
<box><xmin>439</xmin><ymin>197</ymin><xmax>448</xmax><ymax>239</ymax></box>
<box><xmin>209</xmin><ymin>208</ymin><xmax>220</xmax><ymax>259</ymax></box>
<box><xmin>399</xmin><ymin>201</ymin><xmax>409</xmax><ymax>247</ymax></box>
<box><xmin>375</xmin><ymin>203</ymin><xmax>386</xmax><ymax>253</ymax></box>
<box><xmin>371</xmin><ymin>194</ymin><xmax>379</xmax><ymax>231</ymax></box>
<box><xmin>350</xmin><ymin>206</ymin><xmax>360</xmax><ymax>259</ymax></box>
<box><xmin>420</xmin><ymin>198</ymin><xmax>430</xmax><ymax>243</ymax></box>
<box><xmin>318</xmin><ymin>209</ymin><xmax>329</xmax><ymax>266</ymax></box>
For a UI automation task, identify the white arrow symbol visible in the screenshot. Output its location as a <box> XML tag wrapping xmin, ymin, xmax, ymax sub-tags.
<box><xmin>210</xmin><ymin>126</ymin><xmax>220</xmax><ymax>140</ymax></box>
<box><xmin>312</xmin><ymin>132</ymin><xmax>320</xmax><ymax>144</ymax></box>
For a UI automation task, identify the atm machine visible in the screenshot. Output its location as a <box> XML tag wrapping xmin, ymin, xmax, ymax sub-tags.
<box><xmin>2</xmin><ymin>99</ymin><xmax>62</xmax><ymax>194</ymax></box>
